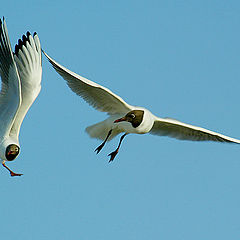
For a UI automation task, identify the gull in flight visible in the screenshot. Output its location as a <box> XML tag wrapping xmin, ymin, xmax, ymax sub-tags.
<box><xmin>43</xmin><ymin>51</ymin><xmax>240</xmax><ymax>162</ymax></box>
<box><xmin>0</xmin><ymin>18</ymin><xmax>42</xmax><ymax>176</ymax></box>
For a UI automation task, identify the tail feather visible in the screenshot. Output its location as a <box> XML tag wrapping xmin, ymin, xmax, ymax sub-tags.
<box><xmin>85</xmin><ymin>119</ymin><xmax>122</xmax><ymax>141</ymax></box>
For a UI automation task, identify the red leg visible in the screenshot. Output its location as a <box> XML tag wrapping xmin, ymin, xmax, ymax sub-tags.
<box><xmin>95</xmin><ymin>129</ymin><xmax>113</xmax><ymax>154</ymax></box>
<box><xmin>2</xmin><ymin>162</ymin><xmax>23</xmax><ymax>177</ymax></box>
<box><xmin>108</xmin><ymin>133</ymin><xmax>127</xmax><ymax>162</ymax></box>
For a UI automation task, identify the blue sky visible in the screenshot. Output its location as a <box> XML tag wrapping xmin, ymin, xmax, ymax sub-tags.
<box><xmin>1</xmin><ymin>1</ymin><xmax>240</xmax><ymax>239</ymax></box>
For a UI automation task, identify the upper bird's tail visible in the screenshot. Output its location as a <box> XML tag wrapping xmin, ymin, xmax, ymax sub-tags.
<box><xmin>85</xmin><ymin>118</ymin><xmax>123</xmax><ymax>141</ymax></box>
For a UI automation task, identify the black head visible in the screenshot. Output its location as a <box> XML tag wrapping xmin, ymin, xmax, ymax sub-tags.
<box><xmin>114</xmin><ymin>110</ymin><xmax>144</xmax><ymax>128</ymax></box>
<box><xmin>5</xmin><ymin>144</ymin><xmax>20</xmax><ymax>161</ymax></box>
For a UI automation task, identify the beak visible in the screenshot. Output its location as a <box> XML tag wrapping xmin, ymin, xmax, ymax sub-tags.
<box><xmin>114</xmin><ymin>117</ymin><xmax>127</xmax><ymax>123</ymax></box>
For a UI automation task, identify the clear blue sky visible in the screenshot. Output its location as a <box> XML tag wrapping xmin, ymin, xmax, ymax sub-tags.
<box><xmin>1</xmin><ymin>1</ymin><xmax>240</xmax><ymax>239</ymax></box>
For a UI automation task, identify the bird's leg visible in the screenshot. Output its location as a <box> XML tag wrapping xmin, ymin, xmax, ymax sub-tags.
<box><xmin>108</xmin><ymin>133</ymin><xmax>128</xmax><ymax>162</ymax></box>
<box><xmin>2</xmin><ymin>161</ymin><xmax>23</xmax><ymax>177</ymax></box>
<box><xmin>95</xmin><ymin>129</ymin><xmax>113</xmax><ymax>154</ymax></box>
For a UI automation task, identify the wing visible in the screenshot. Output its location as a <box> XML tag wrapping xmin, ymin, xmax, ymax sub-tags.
<box><xmin>42</xmin><ymin>50</ymin><xmax>133</xmax><ymax>115</ymax></box>
<box><xmin>150</xmin><ymin>117</ymin><xmax>240</xmax><ymax>144</ymax></box>
<box><xmin>0</xmin><ymin>18</ymin><xmax>21</xmax><ymax>138</ymax></box>
<box><xmin>9</xmin><ymin>32</ymin><xmax>42</xmax><ymax>139</ymax></box>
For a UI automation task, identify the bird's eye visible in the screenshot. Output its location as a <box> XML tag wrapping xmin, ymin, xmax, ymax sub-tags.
<box><xmin>130</xmin><ymin>113</ymin><xmax>135</xmax><ymax>119</ymax></box>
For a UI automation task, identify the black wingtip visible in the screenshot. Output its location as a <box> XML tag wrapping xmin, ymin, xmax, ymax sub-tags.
<box><xmin>18</xmin><ymin>38</ymin><xmax>23</xmax><ymax>46</ymax></box>
<box><xmin>33</xmin><ymin>32</ymin><xmax>37</xmax><ymax>36</ymax></box>
<box><xmin>0</xmin><ymin>16</ymin><xmax>4</xmax><ymax>25</ymax></box>
<box><xmin>15</xmin><ymin>43</ymin><xmax>20</xmax><ymax>55</ymax></box>
<box><xmin>15</xmin><ymin>39</ymin><xmax>23</xmax><ymax>55</ymax></box>
<box><xmin>14</xmin><ymin>31</ymin><xmax>32</xmax><ymax>56</ymax></box>
<box><xmin>23</xmin><ymin>32</ymin><xmax>31</xmax><ymax>42</ymax></box>
<box><xmin>22</xmin><ymin>34</ymin><xmax>27</xmax><ymax>44</ymax></box>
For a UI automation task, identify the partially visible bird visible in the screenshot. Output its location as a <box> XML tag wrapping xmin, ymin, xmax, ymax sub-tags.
<box><xmin>0</xmin><ymin>18</ymin><xmax>42</xmax><ymax>176</ymax></box>
<box><xmin>43</xmin><ymin>50</ymin><xmax>240</xmax><ymax>162</ymax></box>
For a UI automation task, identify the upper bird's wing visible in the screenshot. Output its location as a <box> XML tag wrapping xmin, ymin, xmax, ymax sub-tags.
<box><xmin>150</xmin><ymin>117</ymin><xmax>240</xmax><ymax>143</ymax></box>
<box><xmin>43</xmin><ymin>51</ymin><xmax>133</xmax><ymax>115</ymax></box>
<box><xmin>0</xmin><ymin>18</ymin><xmax>21</xmax><ymax>138</ymax></box>
<box><xmin>10</xmin><ymin>32</ymin><xmax>42</xmax><ymax>139</ymax></box>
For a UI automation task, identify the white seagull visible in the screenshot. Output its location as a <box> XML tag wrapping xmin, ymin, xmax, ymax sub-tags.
<box><xmin>0</xmin><ymin>18</ymin><xmax>42</xmax><ymax>176</ymax></box>
<box><xmin>43</xmin><ymin>51</ymin><xmax>240</xmax><ymax>162</ymax></box>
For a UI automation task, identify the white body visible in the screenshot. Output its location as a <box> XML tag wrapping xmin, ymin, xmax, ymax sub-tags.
<box><xmin>86</xmin><ymin>108</ymin><xmax>155</xmax><ymax>141</ymax></box>
<box><xmin>0</xmin><ymin>18</ymin><xmax>42</xmax><ymax>162</ymax></box>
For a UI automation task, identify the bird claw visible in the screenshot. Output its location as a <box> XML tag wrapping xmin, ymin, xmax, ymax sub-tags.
<box><xmin>2</xmin><ymin>162</ymin><xmax>23</xmax><ymax>177</ymax></box>
<box><xmin>108</xmin><ymin>150</ymin><xmax>118</xmax><ymax>162</ymax></box>
<box><xmin>10</xmin><ymin>171</ymin><xmax>23</xmax><ymax>177</ymax></box>
<box><xmin>94</xmin><ymin>143</ymin><xmax>105</xmax><ymax>154</ymax></box>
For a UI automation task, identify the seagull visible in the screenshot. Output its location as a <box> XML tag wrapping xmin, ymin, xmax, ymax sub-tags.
<box><xmin>0</xmin><ymin>18</ymin><xmax>42</xmax><ymax>176</ymax></box>
<box><xmin>43</xmin><ymin>50</ymin><xmax>240</xmax><ymax>162</ymax></box>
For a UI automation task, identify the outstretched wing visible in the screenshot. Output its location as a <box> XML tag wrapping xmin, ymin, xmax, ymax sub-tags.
<box><xmin>0</xmin><ymin>18</ymin><xmax>21</xmax><ymax>138</ymax></box>
<box><xmin>43</xmin><ymin>50</ymin><xmax>133</xmax><ymax>115</ymax></box>
<box><xmin>10</xmin><ymin>32</ymin><xmax>42</xmax><ymax>139</ymax></box>
<box><xmin>150</xmin><ymin>117</ymin><xmax>240</xmax><ymax>143</ymax></box>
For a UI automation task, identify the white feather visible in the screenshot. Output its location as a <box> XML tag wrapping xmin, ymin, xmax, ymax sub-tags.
<box><xmin>0</xmin><ymin>18</ymin><xmax>42</xmax><ymax>162</ymax></box>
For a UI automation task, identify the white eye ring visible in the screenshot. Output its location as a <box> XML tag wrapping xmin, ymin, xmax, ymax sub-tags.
<box><xmin>130</xmin><ymin>113</ymin><xmax>136</xmax><ymax>119</ymax></box>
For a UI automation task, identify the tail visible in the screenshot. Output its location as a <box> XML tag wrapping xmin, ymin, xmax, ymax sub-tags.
<box><xmin>85</xmin><ymin>119</ymin><xmax>122</xmax><ymax>141</ymax></box>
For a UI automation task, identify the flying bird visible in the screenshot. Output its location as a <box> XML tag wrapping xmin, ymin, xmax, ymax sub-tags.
<box><xmin>0</xmin><ymin>18</ymin><xmax>42</xmax><ymax>176</ymax></box>
<box><xmin>43</xmin><ymin>51</ymin><xmax>240</xmax><ymax>162</ymax></box>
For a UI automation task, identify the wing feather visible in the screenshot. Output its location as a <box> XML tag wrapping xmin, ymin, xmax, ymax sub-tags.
<box><xmin>10</xmin><ymin>32</ymin><xmax>42</xmax><ymax>138</ymax></box>
<box><xmin>43</xmin><ymin>50</ymin><xmax>133</xmax><ymax>115</ymax></box>
<box><xmin>150</xmin><ymin>117</ymin><xmax>240</xmax><ymax>144</ymax></box>
<box><xmin>0</xmin><ymin>18</ymin><xmax>21</xmax><ymax>138</ymax></box>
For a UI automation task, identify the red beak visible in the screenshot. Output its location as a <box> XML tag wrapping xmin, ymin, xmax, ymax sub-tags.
<box><xmin>114</xmin><ymin>117</ymin><xmax>127</xmax><ymax>123</ymax></box>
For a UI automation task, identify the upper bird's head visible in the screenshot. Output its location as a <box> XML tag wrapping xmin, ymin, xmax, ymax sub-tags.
<box><xmin>5</xmin><ymin>144</ymin><xmax>20</xmax><ymax>161</ymax></box>
<box><xmin>114</xmin><ymin>110</ymin><xmax>144</xmax><ymax>128</ymax></box>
